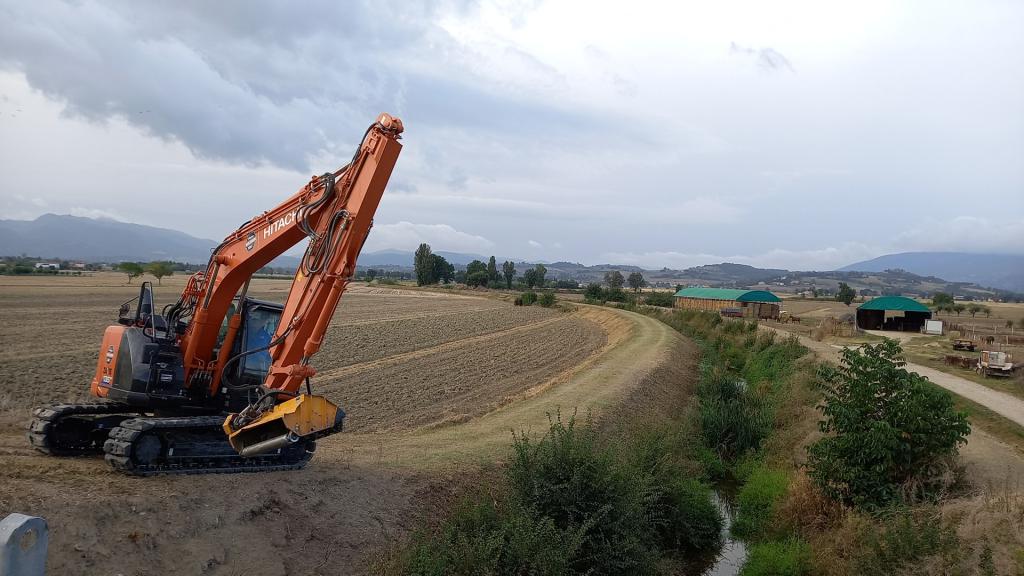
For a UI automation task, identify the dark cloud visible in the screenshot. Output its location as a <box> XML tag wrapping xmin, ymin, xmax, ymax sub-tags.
<box><xmin>0</xmin><ymin>1</ymin><xmax>496</xmax><ymax>171</ymax></box>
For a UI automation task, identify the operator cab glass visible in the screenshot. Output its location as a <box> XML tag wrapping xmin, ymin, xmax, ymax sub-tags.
<box><xmin>241</xmin><ymin>305</ymin><xmax>282</xmax><ymax>381</ymax></box>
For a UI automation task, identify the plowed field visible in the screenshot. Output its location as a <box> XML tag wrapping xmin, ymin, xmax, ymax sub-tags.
<box><xmin>0</xmin><ymin>273</ymin><xmax>686</xmax><ymax>575</ymax></box>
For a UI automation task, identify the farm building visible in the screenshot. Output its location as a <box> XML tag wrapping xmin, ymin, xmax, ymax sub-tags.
<box><xmin>674</xmin><ymin>287</ymin><xmax>781</xmax><ymax>320</ymax></box>
<box><xmin>856</xmin><ymin>296</ymin><xmax>932</xmax><ymax>332</ymax></box>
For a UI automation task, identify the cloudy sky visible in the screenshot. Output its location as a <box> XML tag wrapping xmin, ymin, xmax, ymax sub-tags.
<box><xmin>1</xmin><ymin>1</ymin><xmax>1021</xmax><ymax>270</ymax></box>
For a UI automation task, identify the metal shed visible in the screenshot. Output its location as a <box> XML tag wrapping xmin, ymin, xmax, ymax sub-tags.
<box><xmin>673</xmin><ymin>287</ymin><xmax>781</xmax><ymax>320</ymax></box>
<box><xmin>856</xmin><ymin>296</ymin><xmax>932</xmax><ymax>332</ymax></box>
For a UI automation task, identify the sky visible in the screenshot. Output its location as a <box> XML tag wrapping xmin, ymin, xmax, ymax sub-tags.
<box><xmin>0</xmin><ymin>0</ymin><xmax>1022</xmax><ymax>270</ymax></box>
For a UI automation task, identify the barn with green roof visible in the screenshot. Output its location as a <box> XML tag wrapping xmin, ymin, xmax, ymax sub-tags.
<box><xmin>673</xmin><ymin>287</ymin><xmax>782</xmax><ymax>320</ymax></box>
<box><xmin>856</xmin><ymin>296</ymin><xmax>932</xmax><ymax>332</ymax></box>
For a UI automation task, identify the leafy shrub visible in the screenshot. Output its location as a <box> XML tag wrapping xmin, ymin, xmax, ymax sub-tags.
<box><xmin>807</xmin><ymin>340</ymin><xmax>970</xmax><ymax>509</ymax></box>
<box><xmin>740</xmin><ymin>538</ymin><xmax>812</xmax><ymax>576</ymax></box>
<box><xmin>699</xmin><ymin>375</ymin><xmax>772</xmax><ymax>462</ymax></box>
<box><xmin>732</xmin><ymin>467</ymin><xmax>788</xmax><ymax>539</ymax></box>
<box><xmin>643</xmin><ymin>291</ymin><xmax>675</xmax><ymax>307</ymax></box>
<box><xmin>508</xmin><ymin>413</ymin><xmax>659</xmax><ymax>574</ymax></box>
<box><xmin>396</xmin><ymin>499</ymin><xmax>579</xmax><ymax>575</ymax></box>
<box><xmin>520</xmin><ymin>291</ymin><xmax>538</xmax><ymax>306</ymax></box>
<box><xmin>605</xmin><ymin>287</ymin><xmax>628</xmax><ymax>302</ymax></box>
<box><xmin>377</xmin><ymin>277</ymin><xmax>399</xmax><ymax>285</ymax></box>
<box><xmin>538</xmin><ymin>292</ymin><xmax>556</xmax><ymax>307</ymax></box>
<box><xmin>583</xmin><ymin>283</ymin><xmax>604</xmax><ymax>302</ymax></box>
<box><xmin>623</xmin><ymin>429</ymin><xmax>723</xmax><ymax>552</ymax></box>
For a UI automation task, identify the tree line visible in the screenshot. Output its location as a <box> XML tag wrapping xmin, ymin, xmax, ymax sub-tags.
<box><xmin>412</xmin><ymin>243</ymin><xmax>554</xmax><ymax>289</ymax></box>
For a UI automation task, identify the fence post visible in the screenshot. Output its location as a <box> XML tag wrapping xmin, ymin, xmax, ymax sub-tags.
<box><xmin>0</xmin><ymin>514</ymin><xmax>48</xmax><ymax>576</ymax></box>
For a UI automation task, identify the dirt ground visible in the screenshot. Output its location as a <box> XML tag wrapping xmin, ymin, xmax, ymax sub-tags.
<box><xmin>0</xmin><ymin>274</ymin><xmax>686</xmax><ymax>575</ymax></box>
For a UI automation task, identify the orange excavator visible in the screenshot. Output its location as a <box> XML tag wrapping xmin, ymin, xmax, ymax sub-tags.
<box><xmin>28</xmin><ymin>114</ymin><xmax>404</xmax><ymax>475</ymax></box>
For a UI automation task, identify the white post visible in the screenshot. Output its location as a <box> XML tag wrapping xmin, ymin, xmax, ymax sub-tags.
<box><xmin>0</xmin><ymin>514</ymin><xmax>48</xmax><ymax>576</ymax></box>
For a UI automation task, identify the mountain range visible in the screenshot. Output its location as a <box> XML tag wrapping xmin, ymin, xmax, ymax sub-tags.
<box><xmin>839</xmin><ymin>252</ymin><xmax>1024</xmax><ymax>293</ymax></box>
<box><xmin>2</xmin><ymin>214</ymin><xmax>1021</xmax><ymax>294</ymax></box>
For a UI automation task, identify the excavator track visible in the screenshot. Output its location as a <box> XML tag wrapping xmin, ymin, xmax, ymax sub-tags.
<box><xmin>28</xmin><ymin>402</ymin><xmax>140</xmax><ymax>456</ymax></box>
<box><xmin>104</xmin><ymin>416</ymin><xmax>315</xmax><ymax>476</ymax></box>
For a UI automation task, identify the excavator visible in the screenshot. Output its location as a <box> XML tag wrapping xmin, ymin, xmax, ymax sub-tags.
<box><xmin>28</xmin><ymin>113</ymin><xmax>404</xmax><ymax>475</ymax></box>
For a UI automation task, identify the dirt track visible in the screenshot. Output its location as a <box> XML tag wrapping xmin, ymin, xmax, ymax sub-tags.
<box><xmin>0</xmin><ymin>277</ymin><xmax>687</xmax><ymax>575</ymax></box>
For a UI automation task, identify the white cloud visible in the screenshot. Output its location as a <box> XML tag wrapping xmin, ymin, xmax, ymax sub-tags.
<box><xmin>892</xmin><ymin>217</ymin><xmax>1024</xmax><ymax>254</ymax></box>
<box><xmin>527</xmin><ymin>240</ymin><xmax>543</xmax><ymax>248</ymax></box>
<box><xmin>362</xmin><ymin>222</ymin><xmax>494</xmax><ymax>253</ymax></box>
<box><xmin>604</xmin><ymin>242</ymin><xmax>879</xmax><ymax>271</ymax></box>
<box><xmin>69</xmin><ymin>206</ymin><xmax>129</xmax><ymax>221</ymax></box>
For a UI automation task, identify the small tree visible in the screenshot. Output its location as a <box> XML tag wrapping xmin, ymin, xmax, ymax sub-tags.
<box><xmin>807</xmin><ymin>340</ymin><xmax>970</xmax><ymax>509</ymax></box>
<box><xmin>533</xmin><ymin>264</ymin><xmax>547</xmax><ymax>288</ymax></box>
<box><xmin>966</xmin><ymin>303</ymin><xmax>982</xmax><ymax>318</ymax></box>
<box><xmin>146</xmin><ymin>261</ymin><xmax>174</xmax><ymax>285</ymax></box>
<box><xmin>487</xmin><ymin>256</ymin><xmax>499</xmax><ymax>286</ymax></box>
<box><xmin>465</xmin><ymin>260</ymin><xmax>488</xmax><ymax>287</ymax></box>
<box><xmin>119</xmin><ymin>262</ymin><xmax>144</xmax><ymax>284</ymax></box>
<box><xmin>932</xmin><ymin>292</ymin><xmax>953</xmax><ymax>309</ymax></box>
<box><xmin>836</xmin><ymin>282</ymin><xmax>856</xmax><ymax>306</ymax></box>
<box><xmin>414</xmin><ymin>243</ymin><xmax>434</xmax><ymax>286</ymax></box>
<box><xmin>523</xmin><ymin>268</ymin><xmax>538</xmax><ymax>289</ymax></box>
<box><xmin>364</xmin><ymin>268</ymin><xmax>378</xmax><ymax>282</ymax></box>
<box><xmin>502</xmin><ymin>261</ymin><xmax>516</xmax><ymax>289</ymax></box>
<box><xmin>584</xmin><ymin>283</ymin><xmax>604</xmax><ymax>302</ymax></box>
<box><xmin>627</xmin><ymin>272</ymin><xmax>646</xmax><ymax>293</ymax></box>
<box><xmin>605</xmin><ymin>270</ymin><xmax>624</xmax><ymax>289</ymax></box>
<box><xmin>953</xmin><ymin>303</ymin><xmax>966</xmax><ymax>316</ymax></box>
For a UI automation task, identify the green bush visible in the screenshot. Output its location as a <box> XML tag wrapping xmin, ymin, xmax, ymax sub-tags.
<box><xmin>583</xmin><ymin>283</ymin><xmax>604</xmax><ymax>302</ymax></box>
<box><xmin>807</xmin><ymin>340</ymin><xmax>970</xmax><ymax>509</ymax></box>
<box><xmin>623</xmin><ymin>429</ymin><xmax>723</xmax><ymax>552</ymax></box>
<box><xmin>397</xmin><ymin>499</ymin><xmax>579</xmax><ymax>575</ymax></box>
<box><xmin>643</xmin><ymin>291</ymin><xmax>675</xmax><ymax>307</ymax></box>
<box><xmin>605</xmin><ymin>287</ymin><xmax>628</xmax><ymax>302</ymax></box>
<box><xmin>740</xmin><ymin>538</ymin><xmax>812</xmax><ymax>576</ymax></box>
<box><xmin>508</xmin><ymin>413</ymin><xmax>659</xmax><ymax>574</ymax></box>
<box><xmin>377</xmin><ymin>277</ymin><xmax>400</xmax><ymax>285</ymax></box>
<box><xmin>538</xmin><ymin>292</ymin><xmax>556</xmax><ymax>307</ymax></box>
<box><xmin>732</xmin><ymin>467</ymin><xmax>788</xmax><ymax>539</ymax></box>
<box><xmin>699</xmin><ymin>375</ymin><xmax>772</xmax><ymax>462</ymax></box>
<box><xmin>520</xmin><ymin>291</ymin><xmax>538</xmax><ymax>306</ymax></box>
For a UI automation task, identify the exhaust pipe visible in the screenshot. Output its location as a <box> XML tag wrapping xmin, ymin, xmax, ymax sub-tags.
<box><xmin>238</xmin><ymin>431</ymin><xmax>300</xmax><ymax>457</ymax></box>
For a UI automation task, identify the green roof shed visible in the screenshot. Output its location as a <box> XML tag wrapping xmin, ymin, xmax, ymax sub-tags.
<box><xmin>674</xmin><ymin>287</ymin><xmax>781</xmax><ymax>303</ymax></box>
<box><xmin>858</xmin><ymin>296</ymin><xmax>931</xmax><ymax>313</ymax></box>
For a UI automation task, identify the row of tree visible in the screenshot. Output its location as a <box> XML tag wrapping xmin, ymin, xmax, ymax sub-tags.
<box><xmin>931</xmin><ymin>292</ymin><xmax>991</xmax><ymax>317</ymax></box>
<box><xmin>413</xmin><ymin>244</ymin><xmax>556</xmax><ymax>289</ymax></box>
<box><xmin>117</xmin><ymin>261</ymin><xmax>176</xmax><ymax>284</ymax></box>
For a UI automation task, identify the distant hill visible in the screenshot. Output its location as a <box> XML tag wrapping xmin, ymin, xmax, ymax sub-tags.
<box><xmin>839</xmin><ymin>252</ymin><xmax>1024</xmax><ymax>293</ymax></box>
<box><xmin>0</xmin><ymin>214</ymin><xmax>308</xmax><ymax>267</ymax></box>
<box><xmin>681</xmin><ymin>262</ymin><xmax>787</xmax><ymax>284</ymax></box>
<box><xmin>0</xmin><ymin>214</ymin><xmax>218</xmax><ymax>263</ymax></box>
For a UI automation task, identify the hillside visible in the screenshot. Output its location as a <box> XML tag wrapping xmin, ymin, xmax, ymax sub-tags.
<box><xmin>0</xmin><ymin>214</ymin><xmax>217</xmax><ymax>263</ymax></box>
<box><xmin>840</xmin><ymin>252</ymin><xmax>1024</xmax><ymax>293</ymax></box>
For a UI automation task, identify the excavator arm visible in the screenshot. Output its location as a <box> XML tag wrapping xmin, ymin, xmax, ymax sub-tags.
<box><xmin>167</xmin><ymin>113</ymin><xmax>404</xmax><ymax>456</ymax></box>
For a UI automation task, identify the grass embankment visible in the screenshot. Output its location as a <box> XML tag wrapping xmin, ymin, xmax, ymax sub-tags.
<box><xmin>655</xmin><ymin>308</ymin><xmax>1024</xmax><ymax>575</ymax></box>
<box><xmin>385</xmin><ymin>304</ymin><xmax>1024</xmax><ymax>574</ymax></box>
